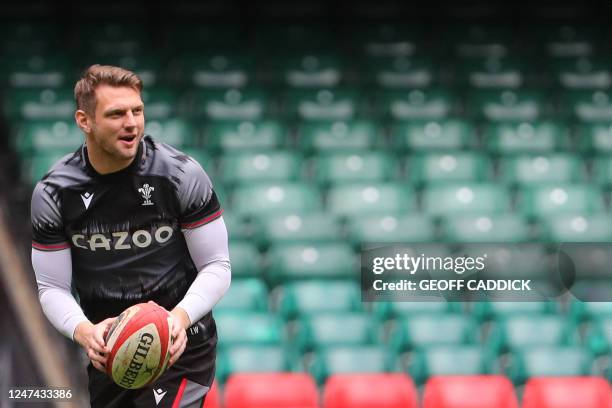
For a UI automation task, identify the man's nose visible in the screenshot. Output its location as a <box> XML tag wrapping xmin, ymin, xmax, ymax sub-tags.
<box><xmin>124</xmin><ymin>111</ymin><xmax>137</xmax><ymax>128</ymax></box>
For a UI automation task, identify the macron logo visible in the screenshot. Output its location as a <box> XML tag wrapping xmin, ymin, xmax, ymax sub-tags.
<box><xmin>153</xmin><ymin>388</ymin><xmax>167</xmax><ymax>405</ymax></box>
<box><xmin>80</xmin><ymin>192</ymin><xmax>94</xmax><ymax>210</ymax></box>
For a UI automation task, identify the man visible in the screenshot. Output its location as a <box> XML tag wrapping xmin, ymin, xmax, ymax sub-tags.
<box><xmin>30</xmin><ymin>65</ymin><xmax>231</xmax><ymax>407</ymax></box>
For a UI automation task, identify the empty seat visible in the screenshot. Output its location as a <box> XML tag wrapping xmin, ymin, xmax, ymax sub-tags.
<box><xmin>214</xmin><ymin>278</ymin><xmax>268</xmax><ymax>312</ymax></box>
<box><xmin>484</xmin><ymin>121</ymin><xmax>567</xmax><ymax>153</ymax></box>
<box><xmin>231</xmin><ymin>183</ymin><xmax>321</xmax><ymax>217</ymax></box>
<box><xmin>273</xmin><ymin>54</ymin><xmax>343</xmax><ymax>88</ymax></box>
<box><xmin>310</xmin><ymin>345</ymin><xmax>393</xmax><ymax>384</ymax></box>
<box><xmin>498</xmin><ymin>154</ymin><xmax>584</xmax><ymax>185</ymax></box>
<box><xmin>275</xmin><ymin>280</ymin><xmax>361</xmax><ymax>319</ymax></box>
<box><xmin>391</xmin><ymin>119</ymin><xmax>475</xmax><ymax>151</ymax></box>
<box><xmin>192</xmin><ymin>88</ymin><xmax>268</xmax><ymax>120</ymax></box>
<box><xmin>540</xmin><ymin>214</ymin><xmax>612</xmax><ymax>242</ymax></box>
<box><xmin>2</xmin><ymin>55</ymin><xmax>72</xmax><ymax>88</ymax></box>
<box><xmin>24</xmin><ymin>151</ymin><xmax>72</xmax><ymax>184</ymax></box>
<box><xmin>145</xmin><ymin>118</ymin><xmax>197</xmax><ymax>147</ymax></box>
<box><xmin>203</xmin><ymin>120</ymin><xmax>286</xmax><ymax>153</ymax></box>
<box><xmin>218</xmin><ymin>151</ymin><xmax>303</xmax><ymax>186</ymax></box>
<box><xmin>487</xmin><ymin>315</ymin><xmax>574</xmax><ymax>354</ymax></box>
<box><xmin>214</xmin><ymin>311</ymin><xmax>284</xmax><ymax>347</ymax></box>
<box><xmin>324</xmin><ymin>374</ymin><xmax>418</xmax><ymax>408</ymax></box>
<box><xmin>13</xmin><ymin>120</ymin><xmax>82</xmax><ymax>155</ymax></box>
<box><xmin>139</xmin><ymin>87</ymin><xmax>180</xmax><ymax>119</ymax></box>
<box><xmin>421</xmin><ymin>183</ymin><xmax>510</xmax><ymax>216</ymax></box>
<box><xmin>410</xmin><ymin>345</ymin><xmax>492</xmax><ymax>385</ymax></box>
<box><xmin>552</xmin><ymin>57</ymin><xmax>612</xmax><ymax>90</ymax></box>
<box><xmin>585</xmin><ymin>317</ymin><xmax>612</xmax><ymax>356</ymax></box>
<box><xmin>570</xmin><ymin>301</ymin><xmax>612</xmax><ymax>323</ymax></box>
<box><xmin>562</xmin><ymin>89</ymin><xmax>612</xmax><ymax>121</ymax></box>
<box><xmin>295</xmin><ymin>312</ymin><xmax>378</xmax><ymax>352</ymax></box>
<box><xmin>5</xmin><ymin>88</ymin><xmax>74</xmax><ymax>120</ymax></box>
<box><xmin>522</xmin><ymin>376</ymin><xmax>612</xmax><ymax>408</ymax></box>
<box><xmin>298</xmin><ymin>120</ymin><xmax>379</xmax><ymax>152</ymax></box>
<box><xmin>224</xmin><ymin>373</ymin><xmax>319</xmax><ymax>408</ymax></box>
<box><xmin>346</xmin><ymin>214</ymin><xmax>435</xmax><ymax>245</ymax></box>
<box><xmin>467</xmin><ymin>89</ymin><xmax>545</xmax><ymax>121</ymax></box>
<box><xmin>441</xmin><ymin>214</ymin><xmax>530</xmax><ymax>243</ymax></box>
<box><xmin>422</xmin><ymin>375</ymin><xmax>519</xmax><ymax>408</ymax></box>
<box><xmin>327</xmin><ymin>183</ymin><xmax>415</xmax><ymax>217</ymax></box>
<box><xmin>508</xmin><ymin>346</ymin><xmax>594</xmax><ymax>384</ymax></box>
<box><xmin>407</xmin><ymin>152</ymin><xmax>491</xmax><ymax>185</ymax></box>
<box><xmin>367</xmin><ymin>55</ymin><xmax>434</xmax><ymax>88</ymax></box>
<box><xmin>181</xmin><ymin>53</ymin><xmax>254</xmax><ymax>88</ymax></box>
<box><xmin>217</xmin><ymin>345</ymin><xmax>291</xmax><ymax>383</ymax></box>
<box><xmin>285</xmin><ymin>88</ymin><xmax>360</xmax><ymax>121</ymax></box>
<box><xmin>472</xmin><ymin>301</ymin><xmax>556</xmax><ymax>322</ymax></box>
<box><xmin>377</xmin><ymin>88</ymin><xmax>456</xmax><ymax>120</ymax></box>
<box><xmin>228</xmin><ymin>241</ymin><xmax>262</xmax><ymax>278</ymax></box>
<box><xmin>389</xmin><ymin>315</ymin><xmax>478</xmax><ymax>352</ymax></box>
<box><xmin>518</xmin><ymin>184</ymin><xmax>604</xmax><ymax>218</ymax></box>
<box><xmin>591</xmin><ymin>155</ymin><xmax>612</xmax><ymax>186</ymax></box>
<box><xmin>266</xmin><ymin>243</ymin><xmax>355</xmax><ymax>284</ymax></box>
<box><xmin>255</xmin><ymin>212</ymin><xmax>342</xmax><ymax>246</ymax></box>
<box><xmin>459</xmin><ymin>56</ymin><xmax>526</xmax><ymax>89</ymax></box>
<box><xmin>313</xmin><ymin>151</ymin><xmax>396</xmax><ymax>186</ymax></box>
<box><xmin>576</xmin><ymin>123</ymin><xmax>612</xmax><ymax>154</ymax></box>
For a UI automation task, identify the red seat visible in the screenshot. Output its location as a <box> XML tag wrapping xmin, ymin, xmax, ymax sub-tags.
<box><xmin>203</xmin><ymin>381</ymin><xmax>220</xmax><ymax>408</ymax></box>
<box><xmin>323</xmin><ymin>373</ymin><xmax>418</xmax><ymax>408</ymax></box>
<box><xmin>423</xmin><ymin>375</ymin><xmax>519</xmax><ymax>408</ymax></box>
<box><xmin>224</xmin><ymin>373</ymin><xmax>319</xmax><ymax>408</ymax></box>
<box><xmin>522</xmin><ymin>376</ymin><xmax>612</xmax><ymax>408</ymax></box>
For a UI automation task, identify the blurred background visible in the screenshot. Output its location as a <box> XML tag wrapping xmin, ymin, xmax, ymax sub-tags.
<box><xmin>1</xmin><ymin>0</ymin><xmax>612</xmax><ymax>407</ymax></box>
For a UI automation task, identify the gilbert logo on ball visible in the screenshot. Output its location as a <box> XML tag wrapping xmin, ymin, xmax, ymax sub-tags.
<box><xmin>105</xmin><ymin>302</ymin><xmax>173</xmax><ymax>389</ymax></box>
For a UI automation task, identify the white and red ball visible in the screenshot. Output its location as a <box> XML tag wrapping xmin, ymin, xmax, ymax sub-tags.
<box><xmin>104</xmin><ymin>302</ymin><xmax>173</xmax><ymax>389</ymax></box>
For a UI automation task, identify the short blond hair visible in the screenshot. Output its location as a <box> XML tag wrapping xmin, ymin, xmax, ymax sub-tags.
<box><xmin>74</xmin><ymin>64</ymin><xmax>143</xmax><ymax>115</ymax></box>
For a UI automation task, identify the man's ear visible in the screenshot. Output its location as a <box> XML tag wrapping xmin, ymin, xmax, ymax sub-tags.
<box><xmin>75</xmin><ymin>109</ymin><xmax>93</xmax><ymax>134</ymax></box>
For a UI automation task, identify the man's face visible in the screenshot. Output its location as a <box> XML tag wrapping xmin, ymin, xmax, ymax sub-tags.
<box><xmin>87</xmin><ymin>84</ymin><xmax>145</xmax><ymax>168</ymax></box>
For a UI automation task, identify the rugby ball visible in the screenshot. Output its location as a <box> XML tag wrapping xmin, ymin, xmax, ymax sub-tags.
<box><xmin>104</xmin><ymin>302</ymin><xmax>173</xmax><ymax>389</ymax></box>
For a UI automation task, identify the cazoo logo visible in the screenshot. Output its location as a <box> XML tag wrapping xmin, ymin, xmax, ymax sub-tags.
<box><xmin>71</xmin><ymin>225</ymin><xmax>174</xmax><ymax>251</ymax></box>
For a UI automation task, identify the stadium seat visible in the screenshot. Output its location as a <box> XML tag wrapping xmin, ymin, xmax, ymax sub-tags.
<box><xmin>218</xmin><ymin>151</ymin><xmax>303</xmax><ymax>186</ymax></box>
<box><xmin>585</xmin><ymin>317</ymin><xmax>612</xmax><ymax>356</ymax></box>
<box><xmin>295</xmin><ymin>312</ymin><xmax>378</xmax><ymax>352</ymax></box>
<box><xmin>459</xmin><ymin>56</ymin><xmax>526</xmax><ymax>89</ymax></box>
<box><xmin>366</xmin><ymin>55</ymin><xmax>435</xmax><ymax>88</ymax></box>
<box><xmin>214</xmin><ymin>311</ymin><xmax>284</xmax><ymax>347</ymax></box>
<box><xmin>24</xmin><ymin>151</ymin><xmax>71</xmax><ymax>184</ymax></box>
<box><xmin>421</xmin><ymin>183</ymin><xmax>510</xmax><ymax>216</ymax></box>
<box><xmin>576</xmin><ymin>123</ymin><xmax>612</xmax><ymax>154</ymax></box>
<box><xmin>203</xmin><ymin>120</ymin><xmax>286</xmax><ymax>152</ymax></box>
<box><xmin>284</xmin><ymin>88</ymin><xmax>360</xmax><ymax>120</ymax></box>
<box><xmin>255</xmin><ymin>24</ymin><xmax>333</xmax><ymax>54</ymax></box>
<box><xmin>254</xmin><ymin>212</ymin><xmax>342</xmax><ymax>246</ymax></box>
<box><xmin>441</xmin><ymin>214</ymin><xmax>531</xmax><ymax>243</ymax></box>
<box><xmin>508</xmin><ymin>346</ymin><xmax>594</xmax><ymax>384</ymax></box>
<box><xmin>181</xmin><ymin>53</ymin><xmax>254</xmax><ymax>88</ymax></box>
<box><xmin>145</xmin><ymin>119</ymin><xmax>197</xmax><ymax>148</ymax></box>
<box><xmin>192</xmin><ymin>87</ymin><xmax>268</xmax><ymax>120</ymax></box>
<box><xmin>498</xmin><ymin>154</ymin><xmax>584</xmax><ymax>185</ymax></box>
<box><xmin>139</xmin><ymin>87</ymin><xmax>180</xmax><ymax>119</ymax></box>
<box><xmin>231</xmin><ymin>183</ymin><xmax>321</xmax><ymax>217</ymax></box>
<box><xmin>163</xmin><ymin>24</ymin><xmax>243</xmax><ymax>52</ymax></box>
<box><xmin>273</xmin><ymin>54</ymin><xmax>343</xmax><ymax>87</ymax></box>
<box><xmin>310</xmin><ymin>345</ymin><xmax>393</xmax><ymax>383</ymax></box>
<box><xmin>13</xmin><ymin>120</ymin><xmax>82</xmax><ymax>155</ymax></box>
<box><xmin>407</xmin><ymin>152</ymin><xmax>491</xmax><ymax>185</ymax></box>
<box><xmin>323</xmin><ymin>374</ymin><xmax>418</xmax><ymax>408</ymax></box>
<box><xmin>373</xmin><ymin>301</ymin><xmax>459</xmax><ymax>321</ymax></box>
<box><xmin>214</xmin><ymin>278</ymin><xmax>268</xmax><ymax>312</ymax></box>
<box><xmin>591</xmin><ymin>155</ymin><xmax>612</xmax><ymax>187</ymax></box>
<box><xmin>391</xmin><ymin>119</ymin><xmax>475</xmax><ymax>151</ymax></box>
<box><xmin>518</xmin><ymin>184</ymin><xmax>604</xmax><ymax>218</ymax></box>
<box><xmin>522</xmin><ymin>376</ymin><xmax>612</xmax><ymax>408</ymax></box>
<box><xmin>562</xmin><ymin>89</ymin><xmax>612</xmax><ymax>121</ymax></box>
<box><xmin>409</xmin><ymin>345</ymin><xmax>492</xmax><ymax>384</ymax></box>
<box><xmin>224</xmin><ymin>373</ymin><xmax>319</xmax><ymax>408</ymax></box>
<box><xmin>350</xmin><ymin>23</ymin><xmax>420</xmax><ymax>57</ymax></box>
<box><xmin>274</xmin><ymin>280</ymin><xmax>362</xmax><ymax>319</ymax></box>
<box><xmin>346</xmin><ymin>214</ymin><xmax>436</xmax><ymax>245</ymax></box>
<box><xmin>92</xmin><ymin>55</ymin><xmax>164</xmax><ymax>87</ymax></box>
<box><xmin>5</xmin><ymin>88</ymin><xmax>74</xmax><ymax>120</ymax></box>
<box><xmin>312</xmin><ymin>151</ymin><xmax>397</xmax><ymax>186</ymax></box>
<box><xmin>471</xmin><ymin>301</ymin><xmax>556</xmax><ymax>322</ymax></box>
<box><xmin>487</xmin><ymin>315</ymin><xmax>575</xmax><ymax>354</ymax></box>
<box><xmin>327</xmin><ymin>183</ymin><xmax>415</xmax><ymax>217</ymax></box>
<box><xmin>1</xmin><ymin>55</ymin><xmax>72</xmax><ymax>88</ymax></box>
<box><xmin>570</xmin><ymin>301</ymin><xmax>612</xmax><ymax>323</ymax></box>
<box><xmin>388</xmin><ymin>315</ymin><xmax>478</xmax><ymax>352</ymax></box>
<box><xmin>467</xmin><ymin>89</ymin><xmax>546</xmax><ymax>121</ymax></box>
<box><xmin>298</xmin><ymin>120</ymin><xmax>379</xmax><ymax>152</ymax></box>
<box><xmin>540</xmin><ymin>214</ymin><xmax>612</xmax><ymax>242</ymax></box>
<box><xmin>553</xmin><ymin>57</ymin><xmax>612</xmax><ymax>89</ymax></box>
<box><xmin>377</xmin><ymin>88</ymin><xmax>456</xmax><ymax>120</ymax></box>
<box><xmin>484</xmin><ymin>121</ymin><xmax>567</xmax><ymax>153</ymax></box>
<box><xmin>217</xmin><ymin>345</ymin><xmax>292</xmax><ymax>382</ymax></box>
<box><xmin>228</xmin><ymin>241</ymin><xmax>262</xmax><ymax>278</ymax></box>
<box><xmin>422</xmin><ymin>375</ymin><xmax>519</xmax><ymax>408</ymax></box>
<box><xmin>266</xmin><ymin>243</ymin><xmax>355</xmax><ymax>284</ymax></box>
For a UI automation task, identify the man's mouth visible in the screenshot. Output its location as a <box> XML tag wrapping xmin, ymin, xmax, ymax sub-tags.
<box><xmin>119</xmin><ymin>135</ymin><xmax>137</xmax><ymax>143</ymax></box>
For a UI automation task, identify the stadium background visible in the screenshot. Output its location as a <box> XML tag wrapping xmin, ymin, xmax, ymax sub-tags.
<box><xmin>1</xmin><ymin>0</ymin><xmax>612</xmax><ymax>406</ymax></box>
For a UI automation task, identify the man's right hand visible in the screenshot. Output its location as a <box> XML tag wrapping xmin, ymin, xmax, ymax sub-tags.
<box><xmin>73</xmin><ymin>318</ymin><xmax>116</xmax><ymax>373</ymax></box>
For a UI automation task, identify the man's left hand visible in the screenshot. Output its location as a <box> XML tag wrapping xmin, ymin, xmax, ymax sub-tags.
<box><xmin>168</xmin><ymin>306</ymin><xmax>190</xmax><ymax>367</ymax></box>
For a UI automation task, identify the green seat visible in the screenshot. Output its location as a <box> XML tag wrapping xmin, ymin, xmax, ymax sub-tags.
<box><xmin>180</xmin><ymin>53</ymin><xmax>254</xmax><ymax>88</ymax></box>
<box><xmin>313</xmin><ymin>151</ymin><xmax>396</xmax><ymax>186</ymax></box>
<box><xmin>472</xmin><ymin>302</ymin><xmax>556</xmax><ymax>323</ymax></box>
<box><xmin>215</xmin><ymin>278</ymin><xmax>268</xmax><ymax>312</ymax></box>
<box><xmin>310</xmin><ymin>345</ymin><xmax>392</xmax><ymax>384</ymax></box>
<box><xmin>327</xmin><ymin>183</ymin><xmax>414</xmax><ymax>217</ymax></box>
<box><xmin>508</xmin><ymin>346</ymin><xmax>593</xmax><ymax>384</ymax></box>
<box><xmin>585</xmin><ymin>317</ymin><xmax>612</xmax><ymax>356</ymax></box>
<box><xmin>192</xmin><ymin>88</ymin><xmax>268</xmax><ymax>120</ymax></box>
<box><xmin>576</xmin><ymin>123</ymin><xmax>612</xmax><ymax>153</ymax></box>
<box><xmin>366</xmin><ymin>56</ymin><xmax>434</xmax><ymax>88</ymax></box>
<box><xmin>231</xmin><ymin>183</ymin><xmax>321</xmax><ymax>218</ymax></box>
<box><xmin>442</xmin><ymin>214</ymin><xmax>530</xmax><ymax>243</ymax></box>
<box><xmin>5</xmin><ymin>88</ymin><xmax>74</xmax><ymax>120</ymax></box>
<box><xmin>354</xmin><ymin>23</ymin><xmax>420</xmax><ymax>57</ymax></box>
<box><xmin>203</xmin><ymin>120</ymin><xmax>286</xmax><ymax>152</ymax></box>
<box><xmin>499</xmin><ymin>154</ymin><xmax>584</xmax><ymax>185</ymax></box>
<box><xmin>487</xmin><ymin>316</ymin><xmax>574</xmax><ymax>354</ymax></box>
<box><xmin>391</xmin><ymin>119</ymin><xmax>475</xmax><ymax>151</ymax></box>
<box><xmin>13</xmin><ymin>120</ymin><xmax>82</xmax><ymax>155</ymax></box>
<box><xmin>295</xmin><ymin>313</ymin><xmax>378</xmax><ymax>352</ymax></box>
<box><xmin>540</xmin><ymin>214</ymin><xmax>612</xmax><ymax>242</ymax></box>
<box><xmin>484</xmin><ymin>121</ymin><xmax>567</xmax><ymax>153</ymax></box>
<box><xmin>518</xmin><ymin>184</ymin><xmax>604</xmax><ymax>218</ymax></box>
<box><xmin>215</xmin><ymin>311</ymin><xmax>284</xmax><ymax>347</ymax></box>
<box><xmin>1</xmin><ymin>55</ymin><xmax>72</xmax><ymax>88</ymax></box>
<box><xmin>552</xmin><ymin>57</ymin><xmax>612</xmax><ymax>89</ymax></box>
<box><xmin>536</xmin><ymin>25</ymin><xmax>600</xmax><ymax>57</ymax></box>
<box><xmin>298</xmin><ymin>120</ymin><xmax>379</xmax><ymax>152</ymax></box>
<box><xmin>77</xmin><ymin>22</ymin><xmax>147</xmax><ymax>57</ymax></box>
<box><xmin>591</xmin><ymin>155</ymin><xmax>612</xmax><ymax>186</ymax></box>
<box><xmin>467</xmin><ymin>89</ymin><xmax>545</xmax><ymax>121</ymax></box>
<box><xmin>255</xmin><ymin>213</ymin><xmax>342</xmax><ymax>246</ymax></box>
<box><xmin>255</xmin><ymin>24</ymin><xmax>333</xmax><ymax>54</ymax></box>
<box><xmin>389</xmin><ymin>315</ymin><xmax>477</xmax><ymax>353</ymax></box>
<box><xmin>145</xmin><ymin>119</ymin><xmax>197</xmax><ymax>148</ymax></box>
<box><xmin>409</xmin><ymin>345</ymin><xmax>491</xmax><ymax>385</ymax></box>
<box><xmin>24</xmin><ymin>151</ymin><xmax>72</xmax><ymax>184</ymax></box>
<box><xmin>217</xmin><ymin>345</ymin><xmax>291</xmax><ymax>383</ymax></box>
<box><xmin>346</xmin><ymin>214</ymin><xmax>435</xmax><ymax>245</ymax></box>
<box><xmin>221</xmin><ymin>212</ymin><xmax>249</xmax><ymax>241</ymax></box>
<box><xmin>408</xmin><ymin>152</ymin><xmax>491</xmax><ymax>185</ymax></box>
<box><xmin>92</xmin><ymin>55</ymin><xmax>165</xmax><ymax>86</ymax></box>
<box><xmin>181</xmin><ymin>148</ymin><xmax>212</xmax><ymax>171</ymax></box>
<box><xmin>266</xmin><ymin>243</ymin><xmax>355</xmax><ymax>285</ymax></box>
<box><xmin>284</xmin><ymin>88</ymin><xmax>360</xmax><ymax>120</ymax></box>
<box><xmin>377</xmin><ymin>88</ymin><xmax>455</xmax><ymax>120</ymax></box>
<box><xmin>274</xmin><ymin>54</ymin><xmax>342</xmax><ymax>88</ymax></box>
<box><xmin>373</xmin><ymin>301</ymin><xmax>459</xmax><ymax>321</ymax></box>
<box><xmin>563</xmin><ymin>90</ymin><xmax>612</xmax><ymax>121</ymax></box>
<box><xmin>421</xmin><ymin>183</ymin><xmax>510</xmax><ymax>216</ymax></box>
<box><xmin>163</xmin><ymin>24</ymin><xmax>243</xmax><ymax>51</ymax></box>
<box><xmin>139</xmin><ymin>88</ymin><xmax>180</xmax><ymax>119</ymax></box>
<box><xmin>570</xmin><ymin>301</ymin><xmax>612</xmax><ymax>323</ymax></box>
<box><xmin>275</xmin><ymin>280</ymin><xmax>361</xmax><ymax>319</ymax></box>
<box><xmin>460</xmin><ymin>57</ymin><xmax>526</xmax><ymax>89</ymax></box>
<box><xmin>228</xmin><ymin>241</ymin><xmax>262</xmax><ymax>278</ymax></box>
<box><xmin>219</xmin><ymin>151</ymin><xmax>302</xmax><ymax>186</ymax></box>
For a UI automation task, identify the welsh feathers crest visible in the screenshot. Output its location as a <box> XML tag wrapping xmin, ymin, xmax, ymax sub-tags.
<box><xmin>138</xmin><ymin>183</ymin><xmax>155</xmax><ymax>206</ymax></box>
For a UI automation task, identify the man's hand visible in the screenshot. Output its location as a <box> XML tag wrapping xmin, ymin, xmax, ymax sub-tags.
<box><xmin>73</xmin><ymin>318</ymin><xmax>116</xmax><ymax>373</ymax></box>
<box><xmin>168</xmin><ymin>307</ymin><xmax>190</xmax><ymax>367</ymax></box>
